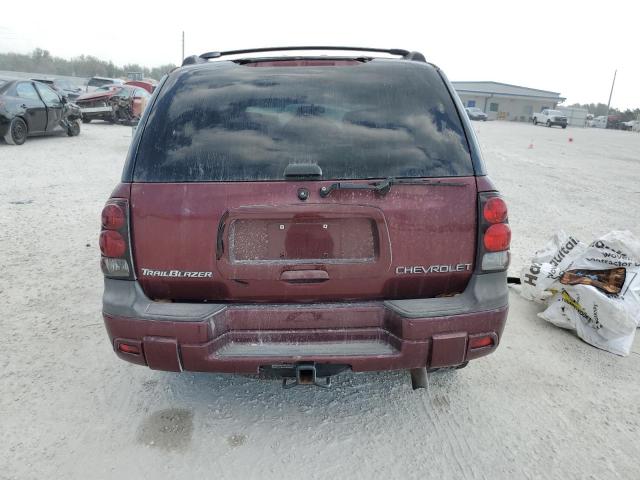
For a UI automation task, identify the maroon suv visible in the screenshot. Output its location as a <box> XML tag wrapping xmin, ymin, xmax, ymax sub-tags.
<box><xmin>100</xmin><ymin>47</ymin><xmax>510</xmax><ymax>388</ymax></box>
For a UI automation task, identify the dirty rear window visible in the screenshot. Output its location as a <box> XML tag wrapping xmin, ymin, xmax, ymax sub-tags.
<box><xmin>88</xmin><ymin>78</ymin><xmax>114</xmax><ymax>88</ymax></box>
<box><xmin>134</xmin><ymin>60</ymin><xmax>473</xmax><ymax>182</ymax></box>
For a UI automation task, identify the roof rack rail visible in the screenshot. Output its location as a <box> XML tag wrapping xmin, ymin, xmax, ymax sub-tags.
<box><xmin>181</xmin><ymin>46</ymin><xmax>426</xmax><ymax>66</ymax></box>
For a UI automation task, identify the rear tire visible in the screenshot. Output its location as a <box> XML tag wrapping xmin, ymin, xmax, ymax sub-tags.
<box><xmin>562</xmin><ymin>125</ymin><xmax>567</xmax><ymax>129</ymax></box>
<box><xmin>82</xmin><ymin>116</ymin><xmax>91</xmax><ymax>124</ymax></box>
<box><xmin>67</xmin><ymin>119</ymin><xmax>81</xmax><ymax>137</ymax></box>
<box><xmin>533</xmin><ymin>117</ymin><xmax>537</xmax><ymax>125</ymax></box>
<box><xmin>4</xmin><ymin>117</ymin><xmax>28</xmax><ymax>145</ymax></box>
<box><xmin>546</xmin><ymin>120</ymin><xmax>551</xmax><ymax>127</ymax></box>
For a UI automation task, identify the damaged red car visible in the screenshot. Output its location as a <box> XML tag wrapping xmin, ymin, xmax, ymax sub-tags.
<box><xmin>76</xmin><ymin>84</ymin><xmax>150</xmax><ymax>124</ymax></box>
<box><xmin>100</xmin><ymin>47</ymin><xmax>510</xmax><ymax>390</ymax></box>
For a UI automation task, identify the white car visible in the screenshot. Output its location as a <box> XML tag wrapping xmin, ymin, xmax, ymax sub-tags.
<box><xmin>465</xmin><ymin>107</ymin><xmax>488</xmax><ymax>121</ymax></box>
<box><xmin>621</xmin><ymin>120</ymin><xmax>639</xmax><ymax>132</ymax></box>
<box><xmin>532</xmin><ymin>109</ymin><xmax>568</xmax><ymax>128</ymax></box>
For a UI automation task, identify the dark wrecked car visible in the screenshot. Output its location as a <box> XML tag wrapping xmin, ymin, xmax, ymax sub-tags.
<box><xmin>31</xmin><ymin>77</ymin><xmax>83</xmax><ymax>101</ymax></box>
<box><xmin>75</xmin><ymin>84</ymin><xmax>151</xmax><ymax>124</ymax></box>
<box><xmin>100</xmin><ymin>47</ymin><xmax>510</xmax><ymax>390</ymax></box>
<box><xmin>0</xmin><ymin>78</ymin><xmax>82</xmax><ymax>145</ymax></box>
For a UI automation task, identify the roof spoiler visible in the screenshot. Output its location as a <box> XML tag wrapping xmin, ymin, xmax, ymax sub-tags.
<box><xmin>181</xmin><ymin>46</ymin><xmax>426</xmax><ymax>66</ymax></box>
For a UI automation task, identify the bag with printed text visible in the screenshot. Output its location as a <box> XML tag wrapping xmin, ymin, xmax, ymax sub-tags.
<box><xmin>519</xmin><ymin>230</ymin><xmax>640</xmax><ymax>356</ymax></box>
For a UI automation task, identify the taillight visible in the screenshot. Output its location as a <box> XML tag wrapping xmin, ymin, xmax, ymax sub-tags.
<box><xmin>101</xmin><ymin>204</ymin><xmax>125</xmax><ymax>230</ymax></box>
<box><xmin>478</xmin><ymin>192</ymin><xmax>510</xmax><ymax>272</ymax></box>
<box><xmin>483</xmin><ymin>197</ymin><xmax>508</xmax><ymax>224</ymax></box>
<box><xmin>484</xmin><ymin>224</ymin><xmax>511</xmax><ymax>252</ymax></box>
<box><xmin>99</xmin><ymin>230</ymin><xmax>126</xmax><ymax>257</ymax></box>
<box><xmin>100</xmin><ymin>199</ymin><xmax>134</xmax><ymax>279</ymax></box>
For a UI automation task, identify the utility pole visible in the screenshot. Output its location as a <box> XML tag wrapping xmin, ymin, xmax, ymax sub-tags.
<box><xmin>182</xmin><ymin>31</ymin><xmax>185</xmax><ymax>62</ymax></box>
<box><xmin>605</xmin><ymin>69</ymin><xmax>617</xmax><ymax>128</ymax></box>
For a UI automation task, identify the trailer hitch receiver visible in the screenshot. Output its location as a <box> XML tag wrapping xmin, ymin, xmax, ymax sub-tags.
<box><xmin>282</xmin><ymin>364</ymin><xmax>332</xmax><ymax>389</ymax></box>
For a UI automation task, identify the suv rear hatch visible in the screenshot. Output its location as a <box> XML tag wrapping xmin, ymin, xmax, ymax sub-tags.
<box><xmin>128</xmin><ymin>58</ymin><xmax>478</xmax><ymax>302</ymax></box>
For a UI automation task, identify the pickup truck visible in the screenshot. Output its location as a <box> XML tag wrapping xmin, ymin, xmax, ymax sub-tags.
<box><xmin>532</xmin><ymin>109</ymin><xmax>568</xmax><ymax>128</ymax></box>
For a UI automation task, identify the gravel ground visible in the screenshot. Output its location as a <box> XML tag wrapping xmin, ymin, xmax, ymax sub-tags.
<box><xmin>1</xmin><ymin>122</ymin><xmax>639</xmax><ymax>479</ymax></box>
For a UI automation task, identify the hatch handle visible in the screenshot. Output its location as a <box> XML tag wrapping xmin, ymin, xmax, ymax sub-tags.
<box><xmin>280</xmin><ymin>269</ymin><xmax>329</xmax><ymax>283</ymax></box>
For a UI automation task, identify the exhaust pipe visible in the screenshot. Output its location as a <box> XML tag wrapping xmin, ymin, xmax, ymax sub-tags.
<box><xmin>410</xmin><ymin>367</ymin><xmax>429</xmax><ymax>390</ymax></box>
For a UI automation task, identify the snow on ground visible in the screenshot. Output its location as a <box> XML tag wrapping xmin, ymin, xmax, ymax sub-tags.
<box><xmin>0</xmin><ymin>122</ymin><xmax>639</xmax><ymax>479</ymax></box>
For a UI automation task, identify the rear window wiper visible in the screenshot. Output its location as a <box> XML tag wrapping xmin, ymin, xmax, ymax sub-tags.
<box><xmin>319</xmin><ymin>177</ymin><xmax>467</xmax><ymax>197</ymax></box>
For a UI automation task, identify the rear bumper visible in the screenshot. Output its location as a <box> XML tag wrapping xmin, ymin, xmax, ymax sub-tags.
<box><xmin>81</xmin><ymin>112</ymin><xmax>112</xmax><ymax>120</ymax></box>
<box><xmin>102</xmin><ymin>273</ymin><xmax>508</xmax><ymax>374</ymax></box>
<box><xmin>80</xmin><ymin>106</ymin><xmax>113</xmax><ymax>114</ymax></box>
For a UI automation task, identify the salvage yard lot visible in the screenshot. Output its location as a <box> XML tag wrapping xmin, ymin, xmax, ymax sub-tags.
<box><xmin>1</xmin><ymin>122</ymin><xmax>639</xmax><ymax>479</ymax></box>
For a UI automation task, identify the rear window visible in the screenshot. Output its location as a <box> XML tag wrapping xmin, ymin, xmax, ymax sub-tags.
<box><xmin>134</xmin><ymin>60</ymin><xmax>473</xmax><ymax>182</ymax></box>
<box><xmin>56</xmin><ymin>79</ymin><xmax>74</xmax><ymax>89</ymax></box>
<box><xmin>114</xmin><ymin>87</ymin><xmax>132</xmax><ymax>98</ymax></box>
<box><xmin>88</xmin><ymin>78</ymin><xmax>113</xmax><ymax>88</ymax></box>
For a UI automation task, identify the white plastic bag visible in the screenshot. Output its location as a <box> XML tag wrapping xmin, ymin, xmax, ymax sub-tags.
<box><xmin>520</xmin><ymin>230</ymin><xmax>640</xmax><ymax>356</ymax></box>
<box><xmin>519</xmin><ymin>230</ymin><xmax>586</xmax><ymax>303</ymax></box>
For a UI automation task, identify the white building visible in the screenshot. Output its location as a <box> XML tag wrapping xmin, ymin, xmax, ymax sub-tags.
<box><xmin>452</xmin><ymin>81</ymin><xmax>566</xmax><ymax>122</ymax></box>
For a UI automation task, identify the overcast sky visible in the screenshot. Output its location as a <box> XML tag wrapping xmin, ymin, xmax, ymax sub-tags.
<box><xmin>1</xmin><ymin>0</ymin><xmax>638</xmax><ymax>109</ymax></box>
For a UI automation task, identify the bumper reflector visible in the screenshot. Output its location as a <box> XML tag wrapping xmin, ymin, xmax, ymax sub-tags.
<box><xmin>118</xmin><ymin>343</ymin><xmax>141</xmax><ymax>355</ymax></box>
<box><xmin>469</xmin><ymin>335</ymin><xmax>494</xmax><ymax>349</ymax></box>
